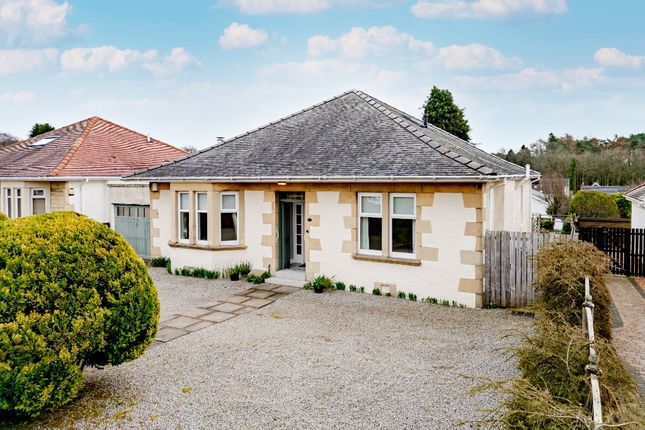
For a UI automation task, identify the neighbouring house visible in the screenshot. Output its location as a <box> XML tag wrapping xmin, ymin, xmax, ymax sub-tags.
<box><xmin>625</xmin><ymin>183</ymin><xmax>645</xmax><ymax>228</ymax></box>
<box><xmin>580</xmin><ymin>183</ymin><xmax>627</xmax><ymax>195</ymax></box>
<box><xmin>0</xmin><ymin>117</ymin><xmax>187</xmax><ymax>258</ymax></box>
<box><xmin>129</xmin><ymin>90</ymin><xmax>539</xmax><ymax>307</ymax></box>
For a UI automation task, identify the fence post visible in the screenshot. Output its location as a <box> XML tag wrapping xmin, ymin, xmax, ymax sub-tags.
<box><xmin>582</xmin><ymin>277</ymin><xmax>603</xmax><ymax>428</ymax></box>
<box><xmin>623</xmin><ymin>228</ymin><xmax>631</xmax><ymax>276</ymax></box>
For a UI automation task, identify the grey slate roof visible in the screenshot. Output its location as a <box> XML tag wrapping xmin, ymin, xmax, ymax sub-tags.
<box><xmin>625</xmin><ymin>183</ymin><xmax>645</xmax><ymax>203</ymax></box>
<box><xmin>131</xmin><ymin>90</ymin><xmax>536</xmax><ymax>181</ymax></box>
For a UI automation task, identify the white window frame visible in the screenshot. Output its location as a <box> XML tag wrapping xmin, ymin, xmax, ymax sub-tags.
<box><xmin>196</xmin><ymin>192</ymin><xmax>208</xmax><ymax>245</ymax></box>
<box><xmin>15</xmin><ymin>189</ymin><xmax>22</xmax><ymax>218</ymax></box>
<box><xmin>3</xmin><ymin>188</ymin><xmax>12</xmax><ymax>218</ymax></box>
<box><xmin>177</xmin><ymin>192</ymin><xmax>190</xmax><ymax>243</ymax></box>
<box><xmin>220</xmin><ymin>192</ymin><xmax>239</xmax><ymax>245</ymax></box>
<box><xmin>390</xmin><ymin>193</ymin><xmax>416</xmax><ymax>259</ymax></box>
<box><xmin>31</xmin><ymin>188</ymin><xmax>47</xmax><ymax>215</ymax></box>
<box><xmin>358</xmin><ymin>192</ymin><xmax>383</xmax><ymax>256</ymax></box>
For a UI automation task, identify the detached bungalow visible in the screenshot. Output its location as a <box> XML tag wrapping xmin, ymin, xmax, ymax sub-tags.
<box><xmin>130</xmin><ymin>90</ymin><xmax>538</xmax><ymax>307</ymax></box>
<box><xmin>0</xmin><ymin>117</ymin><xmax>187</xmax><ymax>257</ymax></box>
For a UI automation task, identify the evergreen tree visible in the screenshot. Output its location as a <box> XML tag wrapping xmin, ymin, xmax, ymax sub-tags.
<box><xmin>423</xmin><ymin>86</ymin><xmax>471</xmax><ymax>141</ymax></box>
<box><xmin>29</xmin><ymin>123</ymin><xmax>55</xmax><ymax>138</ymax></box>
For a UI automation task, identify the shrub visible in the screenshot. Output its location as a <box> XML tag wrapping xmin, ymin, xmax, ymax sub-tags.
<box><xmin>372</xmin><ymin>288</ymin><xmax>381</xmax><ymax>296</ymax></box>
<box><xmin>165</xmin><ymin>259</ymin><xmax>172</xmax><ymax>274</ymax></box>
<box><xmin>359</xmin><ymin>286</ymin><xmax>365</xmax><ymax>293</ymax></box>
<box><xmin>539</xmin><ymin>218</ymin><xmax>554</xmax><ymax>231</ymax></box>
<box><xmin>397</xmin><ymin>291</ymin><xmax>406</xmax><ymax>299</ymax></box>
<box><xmin>612</xmin><ymin>193</ymin><xmax>631</xmax><ymax>218</ymax></box>
<box><xmin>536</xmin><ymin>241</ymin><xmax>612</xmax><ymax>339</ymax></box>
<box><xmin>569</xmin><ymin>190</ymin><xmax>620</xmax><ymax>218</ymax></box>
<box><xmin>408</xmin><ymin>293</ymin><xmax>417</xmax><ymax>301</ymax></box>
<box><xmin>237</xmin><ymin>262</ymin><xmax>252</xmax><ymax>277</ymax></box>
<box><xmin>311</xmin><ymin>275</ymin><xmax>335</xmax><ymax>290</ymax></box>
<box><xmin>246</xmin><ymin>271</ymin><xmax>270</xmax><ymax>284</ymax></box>
<box><xmin>349</xmin><ymin>284</ymin><xmax>357</xmax><ymax>292</ymax></box>
<box><xmin>0</xmin><ymin>212</ymin><xmax>159</xmax><ymax>417</ymax></box>
<box><xmin>335</xmin><ymin>281</ymin><xmax>346</xmax><ymax>291</ymax></box>
<box><xmin>0</xmin><ymin>213</ymin><xmax>7</xmax><ymax>222</ymax></box>
<box><xmin>149</xmin><ymin>256</ymin><xmax>169</xmax><ymax>268</ymax></box>
<box><xmin>562</xmin><ymin>218</ymin><xmax>572</xmax><ymax>234</ymax></box>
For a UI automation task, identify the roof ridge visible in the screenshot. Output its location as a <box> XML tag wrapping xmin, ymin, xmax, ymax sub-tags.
<box><xmin>51</xmin><ymin>117</ymin><xmax>98</xmax><ymax>177</ymax></box>
<box><xmin>128</xmin><ymin>89</ymin><xmax>357</xmax><ymax>178</ymax></box>
<box><xmin>353</xmin><ymin>90</ymin><xmax>495</xmax><ymax>175</ymax></box>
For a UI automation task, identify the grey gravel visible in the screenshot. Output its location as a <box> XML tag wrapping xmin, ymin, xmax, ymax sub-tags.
<box><xmin>24</xmin><ymin>268</ymin><xmax>530</xmax><ymax>430</ymax></box>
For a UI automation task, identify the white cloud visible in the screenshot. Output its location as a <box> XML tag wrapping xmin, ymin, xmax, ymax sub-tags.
<box><xmin>219</xmin><ymin>22</ymin><xmax>269</xmax><ymax>50</ymax></box>
<box><xmin>434</xmin><ymin>43</ymin><xmax>521</xmax><ymax>69</ymax></box>
<box><xmin>0</xmin><ymin>0</ymin><xmax>79</xmax><ymax>44</ymax></box>
<box><xmin>60</xmin><ymin>46</ymin><xmax>158</xmax><ymax>72</ymax></box>
<box><xmin>593</xmin><ymin>47</ymin><xmax>644</xmax><ymax>69</ymax></box>
<box><xmin>458</xmin><ymin>67</ymin><xmax>605</xmax><ymax>91</ymax></box>
<box><xmin>307</xmin><ymin>26</ymin><xmax>433</xmax><ymax>59</ymax></box>
<box><xmin>143</xmin><ymin>47</ymin><xmax>200</xmax><ymax>77</ymax></box>
<box><xmin>0</xmin><ymin>91</ymin><xmax>35</xmax><ymax>104</ymax></box>
<box><xmin>0</xmin><ymin>48</ymin><xmax>58</xmax><ymax>75</ymax></box>
<box><xmin>227</xmin><ymin>0</ymin><xmax>330</xmax><ymax>14</ymax></box>
<box><xmin>411</xmin><ymin>0</ymin><xmax>567</xmax><ymax>20</ymax></box>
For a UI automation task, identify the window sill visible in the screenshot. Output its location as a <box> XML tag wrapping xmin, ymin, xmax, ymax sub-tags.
<box><xmin>168</xmin><ymin>241</ymin><xmax>247</xmax><ymax>251</ymax></box>
<box><xmin>351</xmin><ymin>253</ymin><xmax>421</xmax><ymax>266</ymax></box>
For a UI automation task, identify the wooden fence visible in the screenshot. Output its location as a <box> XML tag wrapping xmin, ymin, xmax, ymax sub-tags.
<box><xmin>484</xmin><ymin>231</ymin><xmax>576</xmax><ymax>308</ymax></box>
<box><xmin>578</xmin><ymin>227</ymin><xmax>645</xmax><ymax>277</ymax></box>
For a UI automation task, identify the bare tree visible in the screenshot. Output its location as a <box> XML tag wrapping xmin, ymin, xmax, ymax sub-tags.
<box><xmin>541</xmin><ymin>171</ymin><xmax>570</xmax><ymax>215</ymax></box>
<box><xmin>0</xmin><ymin>132</ymin><xmax>18</xmax><ymax>147</ymax></box>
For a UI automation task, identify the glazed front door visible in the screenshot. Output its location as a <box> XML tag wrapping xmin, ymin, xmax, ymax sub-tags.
<box><xmin>291</xmin><ymin>202</ymin><xmax>304</xmax><ymax>265</ymax></box>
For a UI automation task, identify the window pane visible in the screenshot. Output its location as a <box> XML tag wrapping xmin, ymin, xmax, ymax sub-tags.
<box><xmin>360</xmin><ymin>216</ymin><xmax>382</xmax><ymax>251</ymax></box>
<box><xmin>392</xmin><ymin>218</ymin><xmax>414</xmax><ymax>254</ymax></box>
<box><xmin>361</xmin><ymin>195</ymin><xmax>381</xmax><ymax>214</ymax></box>
<box><xmin>180</xmin><ymin>212</ymin><xmax>190</xmax><ymax>240</ymax></box>
<box><xmin>179</xmin><ymin>193</ymin><xmax>189</xmax><ymax>210</ymax></box>
<box><xmin>198</xmin><ymin>212</ymin><xmax>208</xmax><ymax>241</ymax></box>
<box><xmin>221</xmin><ymin>194</ymin><xmax>236</xmax><ymax>210</ymax></box>
<box><xmin>197</xmin><ymin>193</ymin><xmax>207</xmax><ymax>211</ymax></box>
<box><xmin>221</xmin><ymin>212</ymin><xmax>238</xmax><ymax>242</ymax></box>
<box><xmin>33</xmin><ymin>198</ymin><xmax>46</xmax><ymax>215</ymax></box>
<box><xmin>33</xmin><ymin>189</ymin><xmax>45</xmax><ymax>197</ymax></box>
<box><xmin>393</xmin><ymin>196</ymin><xmax>414</xmax><ymax>216</ymax></box>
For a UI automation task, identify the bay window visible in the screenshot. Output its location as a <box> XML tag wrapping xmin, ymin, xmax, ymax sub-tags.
<box><xmin>220</xmin><ymin>192</ymin><xmax>238</xmax><ymax>244</ymax></box>
<box><xmin>390</xmin><ymin>194</ymin><xmax>416</xmax><ymax>258</ymax></box>
<box><xmin>178</xmin><ymin>192</ymin><xmax>190</xmax><ymax>242</ymax></box>
<box><xmin>358</xmin><ymin>193</ymin><xmax>382</xmax><ymax>254</ymax></box>
<box><xmin>196</xmin><ymin>192</ymin><xmax>208</xmax><ymax>243</ymax></box>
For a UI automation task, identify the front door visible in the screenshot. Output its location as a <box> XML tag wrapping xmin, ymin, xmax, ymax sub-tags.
<box><xmin>291</xmin><ymin>202</ymin><xmax>304</xmax><ymax>265</ymax></box>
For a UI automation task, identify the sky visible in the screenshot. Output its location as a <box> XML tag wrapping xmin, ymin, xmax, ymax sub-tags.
<box><xmin>1</xmin><ymin>0</ymin><xmax>644</xmax><ymax>153</ymax></box>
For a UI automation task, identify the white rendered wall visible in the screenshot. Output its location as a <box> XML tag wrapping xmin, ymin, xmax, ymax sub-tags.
<box><xmin>485</xmin><ymin>179</ymin><xmax>532</xmax><ymax>232</ymax></box>
<box><xmin>309</xmin><ymin>191</ymin><xmax>478</xmax><ymax>307</ymax></box>
<box><xmin>632</xmin><ymin>203</ymin><xmax>645</xmax><ymax>228</ymax></box>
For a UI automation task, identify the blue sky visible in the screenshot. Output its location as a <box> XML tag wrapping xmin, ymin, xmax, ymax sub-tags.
<box><xmin>1</xmin><ymin>0</ymin><xmax>644</xmax><ymax>153</ymax></box>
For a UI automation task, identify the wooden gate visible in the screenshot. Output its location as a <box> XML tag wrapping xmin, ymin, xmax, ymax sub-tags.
<box><xmin>484</xmin><ymin>231</ymin><xmax>576</xmax><ymax>308</ymax></box>
<box><xmin>578</xmin><ymin>227</ymin><xmax>645</xmax><ymax>276</ymax></box>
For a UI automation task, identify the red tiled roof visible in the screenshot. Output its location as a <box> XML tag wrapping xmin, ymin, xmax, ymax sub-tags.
<box><xmin>0</xmin><ymin>117</ymin><xmax>187</xmax><ymax>178</ymax></box>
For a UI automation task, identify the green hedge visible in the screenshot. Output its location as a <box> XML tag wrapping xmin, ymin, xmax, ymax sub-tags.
<box><xmin>569</xmin><ymin>190</ymin><xmax>620</xmax><ymax>218</ymax></box>
<box><xmin>0</xmin><ymin>213</ymin><xmax>7</xmax><ymax>222</ymax></box>
<box><xmin>0</xmin><ymin>212</ymin><xmax>159</xmax><ymax>417</ymax></box>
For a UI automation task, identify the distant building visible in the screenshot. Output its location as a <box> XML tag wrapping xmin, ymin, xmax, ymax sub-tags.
<box><xmin>580</xmin><ymin>183</ymin><xmax>627</xmax><ymax>195</ymax></box>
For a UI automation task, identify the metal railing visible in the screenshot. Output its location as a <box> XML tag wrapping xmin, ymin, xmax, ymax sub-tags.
<box><xmin>582</xmin><ymin>277</ymin><xmax>603</xmax><ymax>428</ymax></box>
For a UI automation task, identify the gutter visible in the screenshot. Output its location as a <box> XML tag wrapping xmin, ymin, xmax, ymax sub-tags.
<box><xmin>121</xmin><ymin>174</ymin><xmax>539</xmax><ymax>183</ymax></box>
<box><xmin>0</xmin><ymin>176</ymin><xmax>123</xmax><ymax>181</ymax></box>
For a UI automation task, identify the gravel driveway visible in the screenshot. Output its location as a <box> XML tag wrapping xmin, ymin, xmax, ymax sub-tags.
<box><xmin>20</xmin><ymin>268</ymin><xmax>530</xmax><ymax>429</ymax></box>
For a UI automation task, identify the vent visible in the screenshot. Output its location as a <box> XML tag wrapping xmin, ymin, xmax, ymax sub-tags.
<box><xmin>31</xmin><ymin>136</ymin><xmax>58</xmax><ymax>147</ymax></box>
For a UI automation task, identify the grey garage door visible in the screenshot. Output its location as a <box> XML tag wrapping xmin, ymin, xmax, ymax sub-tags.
<box><xmin>114</xmin><ymin>205</ymin><xmax>150</xmax><ymax>259</ymax></box>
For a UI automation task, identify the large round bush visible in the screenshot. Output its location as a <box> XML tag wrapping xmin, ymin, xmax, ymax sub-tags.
<box><xmin>0</xmin><ymin>212</ymin><xmax>159</xmax><ymax>417</ymax></box>
<box><xmin>569</xmin><ymin>190</ymin><xmax>620</xmax><ymax>218</ymax></box>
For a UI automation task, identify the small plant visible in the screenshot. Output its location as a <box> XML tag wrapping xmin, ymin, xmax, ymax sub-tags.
<box><xmin>483</xmin><ymin>301</ymin><xmax>498</xmax><ymax>309</ymax></box>
<box><xmin>440</xmin><ymin>299</ymin><xmax>450</xmax><ymax>306</ymax></box>
<box><xmin>349</xmin><ymin>284</ymin><xmax>357</xmax><ymax>292</ymax></box>
<box><xmin>397</xmin><ymin>291</ymin><xmax>406</xmax><ymax>299</ymax></box>
<box><xmin>359</xmin><ymin>286</ymin><xmax>365</xmax><ymax>293</ymax></box>
<box><xmin>310</xmin><ymin>275</ymin><xmax>335</xmax><ymax>293</ymax></box>
<box><xmin>247</xmin><ymin>271</ymin><xmax>271</xmax><ymax>284</ymax></box>
<box><xmin>165</xmin><ymin>259</ymin><xmax>172</xmax><ymax>274</ymax></box>
<box><xmin>228</xmin><ymin>266</ymin><xmax>240</xmax><ymax>281</ymax></box>
<box><xmin>180</xmin><ymin>267</ymin><xmax>191</xmax><ymax>277</ymax></box>
<box><xmin>385</xmin><ymin>292</ymin><xmax>392</xmax><ymax>297</ymax></box>
<box><xmin>303</xmin><ymin>282</ymin><xmax>312</xmax><ymax>290</ymax></box>
<box><xmin>150</xmin><ymin>256</ymin><xmax>170</xmax><ymax>268</ymax></box>
<box><xmin>408</xmin><ymin>292</ymin><xmax>417</xmax><ymax>301</ymax></box>
<box><xmin>174</xmin><ymin>268</ymin><xmax>180</xmax><ymax>276</ymax></box>
<box><xmin>237</xmin><ymin>261</ymin><xmax>252</xmax><ymax>277</ymax></box>
<box><xmin>372</xmin><ymin>288</ymin><xmax>381</xmax><ymax>296</ymax></box>
<box><xmin>335</xmin><ymin>281</ymin><xmax>346</xmax><ymax>291</ymax></box>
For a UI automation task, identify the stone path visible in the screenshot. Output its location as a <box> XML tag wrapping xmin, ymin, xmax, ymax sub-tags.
<box><xmin>605</xmin><ymin>275</ymin><xmax>645</xmax><ymax>396</ymax></box>
<box><xmin>155</xmin><ymin>283</ymin><xmax>300</xmax><ymax>343</ymax></box>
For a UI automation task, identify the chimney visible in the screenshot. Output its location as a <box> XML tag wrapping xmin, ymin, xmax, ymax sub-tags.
<box><xmin>146</xmin><ymin>134</ymin><xmax>151</xmax><ymax>143</ymax></box>
<box><xmin>422</xmin><ymin>112</ymin><xmax>428</xmax><ymax>128</ymax></box>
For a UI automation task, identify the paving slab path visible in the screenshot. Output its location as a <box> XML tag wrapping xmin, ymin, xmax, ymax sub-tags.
<box><xmin>156</xmin><ymin>283</ymin><xmax>300</xmax><ymax>342</ymax></box>
<box><xmin>605</xmin><ymin>275</ymin><xmax>645</xmax><ymax>396</ymax></box>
